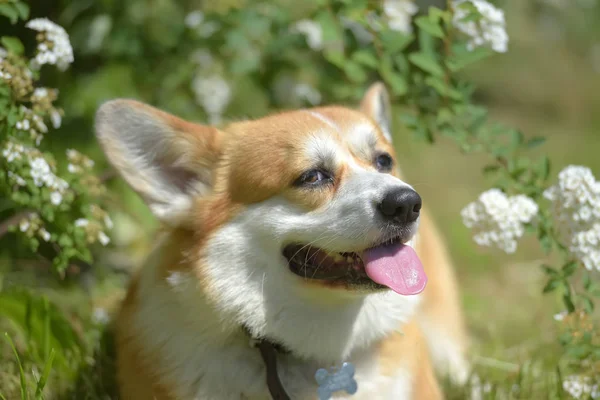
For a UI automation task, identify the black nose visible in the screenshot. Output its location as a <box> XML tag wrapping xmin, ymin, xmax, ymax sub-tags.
<box><xmin>378</xmin><ymin>188</ymin><xmax>422</xmax><ymax>223</ymax></box>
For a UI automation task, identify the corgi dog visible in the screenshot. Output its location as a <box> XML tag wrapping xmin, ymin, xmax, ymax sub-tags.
<box><xmin>95</xmin><ymin>82</ymin><xmax>469</xmax><ymax>399</ymax></box>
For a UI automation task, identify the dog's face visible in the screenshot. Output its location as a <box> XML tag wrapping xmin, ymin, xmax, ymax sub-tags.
<box><xmin>96</xmin><ymin>83</ymin><xmax>426</xmax><ymax>360</ymax></box>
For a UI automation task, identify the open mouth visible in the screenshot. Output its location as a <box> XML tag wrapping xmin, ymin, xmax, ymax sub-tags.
<box><xmin>283</xmin><ymin>237</ymin><xmax>427</xmax><ymax>295</ymax></box>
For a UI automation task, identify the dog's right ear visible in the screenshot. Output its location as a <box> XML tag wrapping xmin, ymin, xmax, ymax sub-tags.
<box><xmin>95</xmin><ymin>100</ymin><xmax>222</xmax><ymax>227</ymax></box>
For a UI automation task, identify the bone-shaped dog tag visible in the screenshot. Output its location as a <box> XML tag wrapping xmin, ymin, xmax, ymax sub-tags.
<box><xmin>315</xmin><ymin>362</ymin><xmax>358</xmax><ymax>400</ymax></box>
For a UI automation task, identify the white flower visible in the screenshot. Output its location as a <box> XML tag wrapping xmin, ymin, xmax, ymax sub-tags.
<box><xmin>29</xmin><ymin>157</ymin><xmax>51</xmax><ymax>187</ymax></box>
<box><xmin>185</xmin><ymin>11</ymin><xmax>204</xmax><ymax>29</ymax></box>
<box><xmin>0</xmin><ymin>71</ymin><xmax>12</xmax><ymax>80</ymax></box>
<box><xmin>0</xmin><ymin>47</ymin><xmax>6</xmax><ymax>59</ymax></box>
<box><xmin>26</xmin><ymin>18</ymin><xmax>74</xmax><ymax>71</ymax></box>
<box><xmin>452</xmin><ymin>0</ymin><xmax>509</xmax><ymax>53</ymax></box>
<box><xmin>19</xmin><ymin>220</ymin><xmax>30</xmax><ymax>232</ymax></box>
<box><xmin>383</xmin><ymin>0</ymin><xmax>419</xmax><ymax>34</ymax></box>
<box><xmin>191</xmin><ymin>74</ymin><xmax>232</xmax><ymax>124</ymax></box>
<box><xmin>16</xmin><ymin>119</ymin><xmax>30</xmax><ymax>131</ymax></box>
<box><xmin>7</xmin><ymin>171</ymin><xmax>27</xmax><ymax>186</ymax></box>
<box><xmin>469</xmin><ymin>375</ymin><xmax>492</xmax><ymax>400</ymax></box>
<box><xmin>32</xmin><ymin>87</ymin><xmax>49</xmax><ymax>100</ymax></box>
<box><xmin>28</xmin><ymin>156</ymin><xmax>68</xmax><ymax>192</ymax></box>
<box><xmin>92</xmin><ymin>307</ymin><xmax>110</xmax><ymax>324</ymax></box>
<box><xmin>98</xmin><ymin>231</ymin><xmax>110</xmax><ymax>246</ymax></box>
<box><xmin>75</xmin><ymin>218</ymin><xmax>89</xmax><ymax>228</ymax></box>
<box><xmin>104</xmin><ymin>214</ymin><xmax>114</xmax><ymax>230</ymax></box>
<box><xmin>293</xmin><ymin>83</ymin><xmax>322</xmax><ymax>106</ymax></box>
<box><xmin>461</xmin><ymin>189</ymin><xmax>538</xmax><ymax>253</ymax></box>
<box><xmin>67</xmin><ymin>163</ymin><xmax>80</xmax><ymax>174</ymax></box>
<box><xmin>562</xmin><ymin>375</ymin><xmax>598</xmax><ymax>399</ymax></box>
<box><xmin>2</xmin><ymin>142</ymin><xmax>25</xmax><ymax>162</ymax></box>
<box><xmin>292</xmin><ymin>20</ymin><xmax>324</xmax><ymax>51</ymax></box>
<box><xmin>50</xmin><ymin>191</ymin><xmax>62</xmax><ymax>206</ymax></box>
<box><xmin>545</xmin><ymin>166</ymin><xmax>600</xmax><ymax>271</ymax></box>
<box><xmin>39</xmin><ymin>228</ymin><xmax>51</xmax><ymax>242</ymax></box>
<box><xmin>553</xmin><ymin>310</ymin><xmax>568</xmax><ymax>321</ymax></box>
<box><xmin>50</xmin><ymin>110</ymin><xmax>62</xmax><ymax>129</ymax></box>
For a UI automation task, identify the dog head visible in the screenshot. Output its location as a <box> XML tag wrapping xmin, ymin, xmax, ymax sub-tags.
<box><xmin>96</xmin><ymin>82</ymin><xmax>426</xmax><ymax>361</ymax></box>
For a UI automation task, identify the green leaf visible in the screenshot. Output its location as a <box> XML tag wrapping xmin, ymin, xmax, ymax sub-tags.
<box><xmin>543</xmin><ymin>278</ymin><xmax>561</xmax><ymax>293</ymax></box>
<box><xmin>378</xmin><ymin>55</ymin><xmax>407</xmax><ymax>96</ymax></box>
<box><xmin>583</xmin><ymin>272</ymin><xmax>592</xmax><ymax>290</ymax></box>
<box><xmin>558</xmin><ymin>333</ymin><xmax>572</xmax><ymax>345</ymax></box>
<box><xmin>563</xmin><ymin>293</ymin><xmax>576</xmax><ymax>313</ymax></box>
<box><xmin>35</xmin><ymin>348</ymin><xmax>55</xmax><ymax>398</ymax></box>
<box><xmin>424</xmin><ymin>76</ymin><xmax>462</xmax><ymax>100</ymax></box>
<box><xmin>399</xmin><ymin>112</ymin><xmax>419</xmax><ymax>127</ymax></box>
<box><xmin>408</xmin><ymin>52</ymin><xmax>445</xmax><ymax>77</ymax></box>
<box><xmin>581</xmin><ymin>296</ymin><xmax>594</xmax><ymax>314</ymax></box>
<box><xmin>324</xmin><ymin>50</ymin><xmax>346</xmax><ymax>69</ymax></box>
<box><xmin>428</xmin><ymin>6</ymin><xmax>449</xmax><ymax>23</ymax></box>
<box><xmin>0</xmin><ymin>4</ymin><xmax>18</xmax><ymax>24</ymax></box>
<box><xmin>526</xmin><ymin>137</ymin><xmax>546</xmax><ymax>149</ymax></box>
<box><xmin>538</xmin><ymin>156</ymin><xmax>551</xmax><ymax>181</ymax></box>
<box><xmin>415</xmin><ymin>16</ymin><xmax>444</xmax><ymax>38</ymax></box>
<box><xmin>351</xmin><ymin>49</ymin><xmax>379</xmax><ymax>68</ymax></box>
<box><xmin>541</xmin><ymin>264</ymin><xmax>559</xmax><ymax>276</ymax></box>
<box><xmin>446</xmin><ymin>44</ymin><xmax>494</xmax><ymax>72</ymax></box>
<box><xmin>483</xmin><ymin>165</ymin><xmax>500</xmax><ymax>175</ymax></box>
<box><xmin>1</xmin><ymin>36</ymin><xmax>24</xmax><ymax>55</ymax></box>
<box><xmin>4</xmin><ymin>333</ymin><xmax>27</xmax><ymax>400</ymax></box>
<box><xmin>343</xmin><ymin>61</ymin><xmax>367</xmax><ymax>83</ymax></box>
<box><xmin>316</xmin><ymin>10</ymin><xmax>344</xmax><ymax>51</ymax></box>
<box><xmin>510</xmin><ymin>130</ymin><xmax>524</xmax><ymax>147</ymax></box>
<box><xmin>561</xmin><ymin>260</ymin><xmax>578</xmax><ymax>278</ymax></box>
<box><xmin>379</xmin><ymin>30</ymin><xmax>414</xmax><ymax>53</ymax></box>
<box><xmin>540</xmin><ymin>233</ymin><xmax>553</xmax><ymax>254</ymax></box>
<box><xmin>14</xmin><ymin>2</ymin><xmax>29</xmax><ymax>20</ymax></box>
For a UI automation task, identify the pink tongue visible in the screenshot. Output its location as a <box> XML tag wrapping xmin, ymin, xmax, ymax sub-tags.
<box><xmin>363</xmin><ymin>243</ymin><xmax>427</xmax><ymax>295</ymax></box>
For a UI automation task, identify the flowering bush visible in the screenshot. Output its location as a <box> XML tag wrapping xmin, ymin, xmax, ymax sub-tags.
<box><xmin>0</xmin><ymin>6</ymin><xmax>110</xmax><ymax>276</ymax></box>
<box><xmin>1</xmin><ymin>0</ymin><xmax>599</xmax><ymax>397</ymax></box>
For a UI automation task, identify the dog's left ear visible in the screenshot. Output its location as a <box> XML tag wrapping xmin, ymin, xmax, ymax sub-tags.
<box><xmin>360</xmin><ymin>82</ymin><xmax>393</xmax><ymax>143</ymax></box>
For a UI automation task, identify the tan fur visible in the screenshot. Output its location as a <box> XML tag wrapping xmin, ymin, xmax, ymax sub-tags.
<box><xmin>97</xmin><ymin>83</ymin><xmax>468</xmax><ymax>399</ymax></box>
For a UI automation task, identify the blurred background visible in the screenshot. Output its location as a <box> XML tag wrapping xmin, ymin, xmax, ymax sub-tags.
<box><xmin>1</xmin><ymin>0</ymin><xmax>600</xmax><ymax>398</ymax></box>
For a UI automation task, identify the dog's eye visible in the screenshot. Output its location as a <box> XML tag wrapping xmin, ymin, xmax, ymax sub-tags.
<box><xmin>375</xmin><ymin>153</ymin><xmax>393</xmax><ymax>172</ymax></box>
<box><xmin>295</xmin><ymin>169</ymin><xmax>332</xmax><ymax>187</ymax></box>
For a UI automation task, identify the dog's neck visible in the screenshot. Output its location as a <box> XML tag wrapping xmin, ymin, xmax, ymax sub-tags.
<box><xmin>128</xmin><ymin>230</ymin><xmax>422</xmax><ymax>397</ymax></box>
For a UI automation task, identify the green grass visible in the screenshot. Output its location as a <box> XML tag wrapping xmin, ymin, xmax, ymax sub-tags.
<box><xmin>1</xmin><ymin>3</ymin><xmax>599</xmax><ymax>398</ymax></box>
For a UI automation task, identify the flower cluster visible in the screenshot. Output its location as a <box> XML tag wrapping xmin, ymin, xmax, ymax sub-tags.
<box><xmin>562</xmin><ymin>375</ymin><xmax>600</xmax><ymax>399</ymax></box>
<box><xmin>191</xmin><ymin>74</ymin><xmax>232</xmax><ymax>124</ymax></box>
<box><xmin>461</xmin><ymin>189</ymin><xmax>539</xmax><ymax>253</ymax></box>
<box><xmin>26</xmin><ymin>18</ymin><xmax>74</xmax><ymax>71</ymax></box>
<box><xmin>66</xmin><ymin>148</ymin><xmax>95</xmax><ymax>174</ymax></box>
<box><xmin>16</xmin><ymin>106</ymin><xmax>51</xmax><ymax>145</ymax></box>
<box><xmin>75</xmin><ymin>217</ymin><xmax>111</xmax><ymax>246</ymax></box>
<box><xmin>291</xmin><ymin>20</ymin><xmax>324</xmax><ymax>51</ymax></box>
<box><xmin>544</xmin><ymin>166</ymin><xmax>600</xmax><ymax>271</ymax></box>
<box><xmin>383</xmin><ymin>0</ymin><xmax>419</xmax><ymax>34</ymax></box>
<box><xmin>18</xmin><ymin>213</ymin><xmax>52</xmax><ymax>243</ymax></box>
<box><xmin>73</xmin><ymin>205</ymin><xmax>112</xmax><ymax>247</ymax></box>
<box><xmin>452</xmin><ymin>0</ymin><xmax>509</xmax><ymax>53</ymax></box>
<box><xmin>2</xmin><ymin>141</ymin><xmax>69</xmax><ymax>206</ymax></box>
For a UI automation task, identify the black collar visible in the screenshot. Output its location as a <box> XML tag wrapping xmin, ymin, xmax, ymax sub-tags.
<box><xmin>242</xmin><ymin>325</ymin><xmax>291</xmax><ymax>400</ymax></box>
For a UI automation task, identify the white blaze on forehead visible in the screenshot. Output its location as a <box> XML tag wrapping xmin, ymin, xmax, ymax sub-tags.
<box><xmin>346</xmin><ymin>122</ymin><xmax>379</xmax><ymax>161</ymax></box>
<box><xmin>306</xmin><ymin>110</ymin><xmax>340</xmax><ymax>133</ymax></box>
